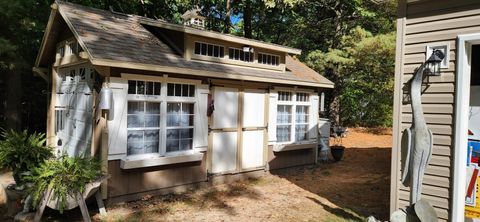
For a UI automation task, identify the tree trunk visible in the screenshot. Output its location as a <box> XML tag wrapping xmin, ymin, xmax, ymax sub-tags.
<box><xmin>329</xmin><ymin>89</ymin><xmax>341</xmax><ymax>127</ymax></box>
<box><xmin>329</xmin><ymin>68</ymin><xmax>341</xmax><ymax>127</ymax></box>
<box><xmin>6</xmin><ymin>70</ymin><xmax>21</xmax><ymax>131</ymax></box>
<box><xmin>328</xmin><ymin>2</ymin><xmax>344</xmax><ymax>126</ymax></box>
<box><xmin>243</xmin><ymin>0</ymin><xmax>252</xmax><ymax>38</ymax></box>
<box><xmin>224</xmin><ymin>0</ymin><xmax>231</xmax><ymax>33</ymax></box>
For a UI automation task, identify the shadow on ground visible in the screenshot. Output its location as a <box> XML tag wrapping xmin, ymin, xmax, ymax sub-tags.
<box><xmin>103</xmin><ymin>180</ymin><xmax>262</xmax><ymax>221</ymax></box>
<box><xmin>271</xmin><ymin>147</ymin><xmax>391</xmax><ymax>221</ymax></box>
<box><xmin>1</xmin><ymin>180</ymin><xmax>263</xmax><ymax>222</ymax></box>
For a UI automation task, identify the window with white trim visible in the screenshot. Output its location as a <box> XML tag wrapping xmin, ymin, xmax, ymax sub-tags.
<box><xmin>276</xmin><ymin>105</ymin><xmax>292</xmax><ymax>142</ymax></box>
<box><xmin>167</xmin><ymin>83</ymin><xmax>195</xmax><ymax>97</ymax></box>
<box><xmin>296</xmin><ymin>92</ymin><xmax>309</xmax><ymax>102</ymax></box>
<box><xmin>127</xmin><ymin>101</ymin><xmax>161</xmax><ymax>155</ymax></box>
<box><xmin>295</xmin><ymin>106</ymin><xmax>309</xmax><ymax>141</ymax></box>
<box><xmin>166</xmin><ymin>103</ymin><xmax>194</xmax><ymax>152</ymax></box>
<box><xmin>258</xmin><ymin>53</ymin><xmax>280</xmax><ymax>66</ymax></box>
<box><xmin>276</xmin><ymin>91</ymin><xmax>310</xmax><ymax>143</ymax></box>
<box><xmin>228</xmin><ymin>48</ymin><xmax>254</xmax><ymax>62</ymax></box>
<box><xmin>128</xmin><ymin>80</ymin><xmax>161</xmax><ymax>95</ymax></box>
<box><xmin>194</xmin><ymin>42</ymin><xmax>224</xmax><ymax>58</ymax></box>
<box><xmin>126</xmin><ymin>79</ymin><xmax>162</xmax><ymax>155</ymax></box>
<box><xmin>126</xmin><ymin>80</ymin><xmax>196</xmax><ymax>156</ymax></box>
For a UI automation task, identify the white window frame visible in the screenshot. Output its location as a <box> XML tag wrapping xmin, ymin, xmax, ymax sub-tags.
<box><xmin>295</xmin><ymin>105</ymin><xmax>310</xmax><ymax>142</ymax></box>
<box><xmin>258</xmin><ymin>52</ymin><xmax>280</xmax><ymax>66</ymax></box>
<box><xmin>165</xmin><ymin>81</ymin><xmax>197</xmax><ymax>156</ymax></box>
<box><xmin>194</xmin><ymin>41</ymin><xmax>225</xmax><ymax>59</ymax></box>
<box><xmin>228</xmin><ymin>47</ymin><xmax>254</xmax><ymax>63</ymax></box>
<box><xmin>275</xmin><ymin>90</ymin><xmax>312</xmax><ymax>144</ymax></box>
<box><xmin>122</xmin><ymin>74</ymin><xmax>201</xmax><ymax>158</ymax></box>
<box><xmin>126</xmin><ymin>92</ymin><xmax>162</xmax><ymax>156</ymax></box>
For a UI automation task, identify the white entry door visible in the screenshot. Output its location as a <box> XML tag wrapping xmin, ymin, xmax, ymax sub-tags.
<box><xmin>241</xmin><ymin>90</ymin><xmax>266</xmax><ymax>169</ymax></box>
<box><xmin>211</xmin><ymin>87</ymin><xmax>239</xmax><ymax>174</ymax></box>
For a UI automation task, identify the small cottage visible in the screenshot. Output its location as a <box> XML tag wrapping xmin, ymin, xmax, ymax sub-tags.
<box><xmin>33</xmin><ymin>1</ymin><xmax>333</xmax><ymax>203</ymax></box>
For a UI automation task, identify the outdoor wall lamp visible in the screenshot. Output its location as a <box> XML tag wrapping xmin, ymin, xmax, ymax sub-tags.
<box><xmin>425</xmin><ymin>49</ymin><xmax>445</xmax><ymax>76</ymax></box>
<box><xmin>243</xmin><ymin>46</ymin><xmax>254</xmax><ymax>53</ymax></box>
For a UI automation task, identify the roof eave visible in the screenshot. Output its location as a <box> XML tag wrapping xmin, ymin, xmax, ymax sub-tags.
<box><xmin>91</xmin><ymin>58</ymin><xmax>333</xmax><ymax>88</ymax></box>
<box><xmin>34</xmin><ymin>3</ymin><xmax>59</xmax><ymax>68</ymax></box>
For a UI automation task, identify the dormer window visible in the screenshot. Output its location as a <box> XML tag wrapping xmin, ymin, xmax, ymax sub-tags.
<box><xmin>229</xmin><ymin>48</ymin><xmax>254</xmax><ymax>63</ymax></box>
<box><xmin>258</xmin><ymin>53</ymin><xmax>280</xmax><ymax>66</ymax></box>
<box><xmin>194</xmin><ymin>42</ymin><xmax>224</xmax><ymax>58</ymax></box>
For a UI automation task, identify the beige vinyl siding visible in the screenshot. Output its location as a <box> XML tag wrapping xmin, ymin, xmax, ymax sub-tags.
<box><xmin>392</xmin><ymin>1</ymin><xmax>480</xmax><ymax>221</ymax></box>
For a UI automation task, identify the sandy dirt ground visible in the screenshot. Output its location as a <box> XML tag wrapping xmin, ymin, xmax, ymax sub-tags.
<box><xmin>0</xmin><ymin>128</ymin><xmax>392</xmax><ymax>222</ymax></box>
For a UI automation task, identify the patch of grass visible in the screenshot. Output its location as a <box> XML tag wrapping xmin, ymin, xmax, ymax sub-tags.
<box><xmin>247</xmin><ymin>177</ymin><xmax>269</xmax><ymax>186</ymax></box>
<box><xmin>306</xmin><ymin>197</ymin><xmax>365</xmax><ymax>222</ymax></box>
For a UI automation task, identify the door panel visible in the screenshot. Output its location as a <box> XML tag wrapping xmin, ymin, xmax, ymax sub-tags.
<box><xmin>243</xmin><ymin>91</ymin><xmax>265</xmax><ymax>128</ymax></box>
<box><xmin>211</xmin><ymin>87</ymin><xmax>239</xmax><ymax>174</ymax></box>
<box><xmin>241</xmin><ymin>90</ymin><xmax>266</xmax><ymax>169</ymax></box>
<box><xmin>212</xmin><ymin>131</ymin><xmax>237</xmax><ymax>173</ymax></box>
<box><xmin>241</xmin><ymin>130</ymin><xmax>264</xmax><ymax>169</ymax></box>
<box><xmin>212</xmin><ymin>87</ymin><xmax>238</xmax><ymax>129</ymax></box>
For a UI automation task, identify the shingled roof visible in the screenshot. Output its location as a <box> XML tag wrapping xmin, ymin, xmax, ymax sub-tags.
<box><xmin>36</xmin><ymin>1</ymin><xmax>334</xmax><ymax>88</ymax></box>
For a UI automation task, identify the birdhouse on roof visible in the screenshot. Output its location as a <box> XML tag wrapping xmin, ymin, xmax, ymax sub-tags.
<box><xmin>182</xmin><ymin>8</ymin><xmax>204</xmax><ymax>29</ymax></box>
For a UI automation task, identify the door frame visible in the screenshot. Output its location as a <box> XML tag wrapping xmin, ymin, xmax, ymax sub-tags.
<box><xmin>452</xmin><ymin>33</ymin><xmax>480</xmax><ymax>221</ymax></box>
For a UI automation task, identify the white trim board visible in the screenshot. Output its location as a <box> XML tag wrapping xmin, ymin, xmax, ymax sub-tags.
<box><xmin>452</xmin><ymin>33</ymin><xmax>480</xmax><ymax>222</ymax></box>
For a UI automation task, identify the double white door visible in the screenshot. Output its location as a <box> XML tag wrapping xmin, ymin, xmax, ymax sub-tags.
<box><xmin>211</xmin><ymin>87</ymin><xmax>267</xmax><ymax>174</ymax></box>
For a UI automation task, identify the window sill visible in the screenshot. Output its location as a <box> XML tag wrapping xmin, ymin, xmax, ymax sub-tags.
<box><xmin>120</xmin><ymin>152</ymin><xmax>204</xmax><ymax>169</ymax></box>
<box><xmin>272</xmin><ymin>142</ymin><xmax>317</xmax><ymax>152</ymax></box>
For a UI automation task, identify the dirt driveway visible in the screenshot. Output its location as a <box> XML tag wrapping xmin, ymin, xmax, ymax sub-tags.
<box><xmin>1</xmin><ymin>128</ymin><xmax>392</xmax><ymax>222</ymax></box>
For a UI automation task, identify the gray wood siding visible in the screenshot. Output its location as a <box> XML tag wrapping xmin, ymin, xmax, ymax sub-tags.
<box><xmin>392</xmin><ymin>1</ymin><xmax>480</xmax><ymax>221</ymax></box>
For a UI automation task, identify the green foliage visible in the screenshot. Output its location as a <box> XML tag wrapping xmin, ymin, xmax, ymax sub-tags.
<box><xmin>26</xmin><ymin>155</ymin><xmax>102</xmax><ymax>213</ymax></box>
<box><xmin>306</xmin><ymin>27</ymin><xmax>396</xmax><ymax>127</ymax></box>
<box><xmin>0</xmin><ymin>0</ymin><xmax>396</xmax><ymax>131</ymax></box>
<box><xmin>0</xmin><ymin>129</ymin><xmax>53</xmax><ymax>183</ymax></box>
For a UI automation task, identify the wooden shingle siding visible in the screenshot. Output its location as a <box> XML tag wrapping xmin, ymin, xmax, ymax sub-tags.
<box><xmin>392</xmin><ymin>1</ymin><xmax>480</xmax><ymax>220</ymax></box>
